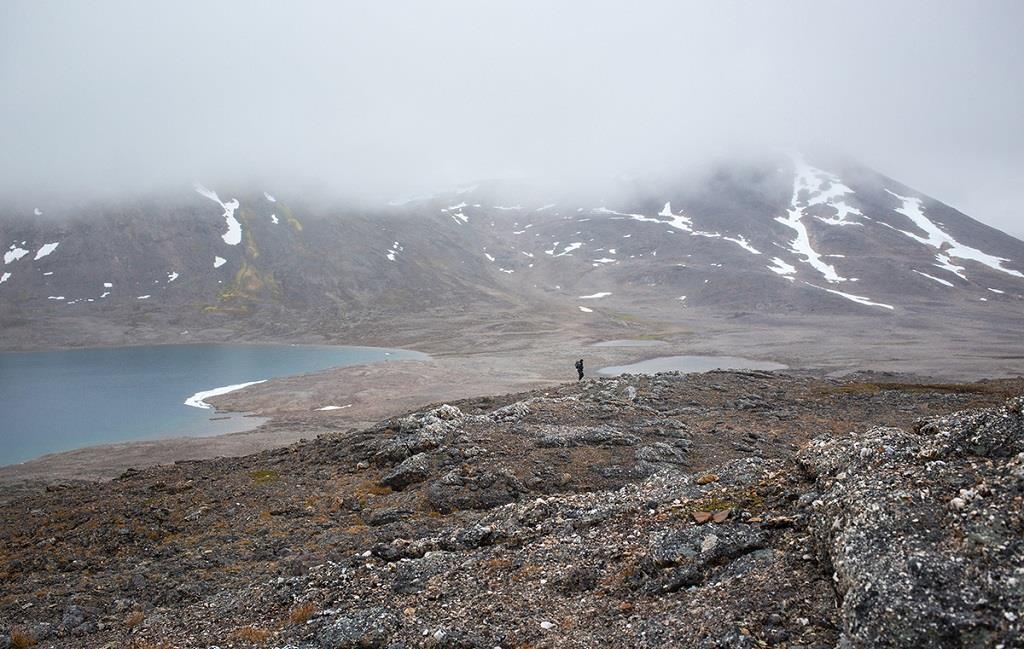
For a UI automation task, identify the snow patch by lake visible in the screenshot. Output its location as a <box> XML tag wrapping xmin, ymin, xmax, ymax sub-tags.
<box><xmin>184</xmin><ymin>380</ymin><xmax>267</xmax><ymax>409</ymax></box>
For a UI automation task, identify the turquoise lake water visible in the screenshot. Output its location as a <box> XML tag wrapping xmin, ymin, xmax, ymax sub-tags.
<box><xmin>0</xmin><ymin>344</ymin><xmax>426</xmax><ymax>465</ymax></box>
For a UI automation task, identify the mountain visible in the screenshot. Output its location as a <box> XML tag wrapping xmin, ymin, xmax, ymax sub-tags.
<box><xmin>1</xmin><ymin>153</ymin><xmax>1023</xmax><ymax>350</ymax></box>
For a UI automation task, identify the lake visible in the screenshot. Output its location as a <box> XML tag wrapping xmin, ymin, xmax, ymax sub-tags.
<box><xmin>0</xmin><ymin>344</ymin><xmax>426</xmax><ymax>465</ymax></box>
<box><xmin>599</xmin><ymin>354</ymin><xmax>787</xmax><ymax>376</ymax></box>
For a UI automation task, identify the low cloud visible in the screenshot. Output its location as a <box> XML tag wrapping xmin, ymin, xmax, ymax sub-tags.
<box><xmin>1</xmin><ymin>1</ymin><xmax>1022</xmax><ymax>235</ymax></box>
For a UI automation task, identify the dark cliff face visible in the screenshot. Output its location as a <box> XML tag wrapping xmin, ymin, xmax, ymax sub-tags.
<box><xmin>1</xmin><ymin>155</ymin><xmax>1023</xmax><ymax>348</ymax></box>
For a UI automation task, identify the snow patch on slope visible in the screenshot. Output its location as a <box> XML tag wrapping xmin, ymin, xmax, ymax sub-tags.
<box><xmin>5</xmin><ymin>245</ymin><xmax>29</xmax><ymax>265</ymax></box>
<box><xmin>34</xmin><ymin>242</ymin><xmax>60</xmax><ymax>260</ymax></box>
<box><xmin>885</xmin><ymin>190</ymin><xmax>1024</xmax><ymax>279</ymax></box>
<box><xmin>775</xmin><ymin>156</ymin><xmax>848</xmax><ymax>283</ymax></box>
<box><xmin>805</xmin><ymin>282</ymin><xmax>893</xmax><ymax>310</ymax></box>
<box><xmin>912</xmin><ymin>270</ymin><xmax>955</xmax><ymax>287</ymax></box>
<box><xmin>195</xmin><ymin>183</ymin><xmax>243</xmax><ymax>246</ymax></box>
<box><xmin>767</xmin><ymin>257</ymin><xmax>797</xmax><ymax>280</ymax></box>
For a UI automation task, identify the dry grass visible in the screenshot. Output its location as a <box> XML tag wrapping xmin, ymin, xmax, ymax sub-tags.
<box><xmin>124</xmin><ymin>610</ymin><xmax>146</xmax><ymax>627</ymax></box>
<box><xmin>228</xmin><ymin>626</ymin><xmax>273</xmax><ymax>644</ymax></box>
<box><xmin>824</xmin><ymin>380</ymin><xmax>1020</xmax><ymax>397</ymax></box>
<box><xmin>289</xmin><ymin>601</ymin><xmax>318</xmax><ymax>624</ymax></box>
<box><xmin>248</xmin><ymin>470</ymin><xmax>281</xmax><ymax>484</ymax></box>
<box><xmin>10</xmin><ymin>628</ymin><xmax>36</xmax><ymax>649</ymax></box>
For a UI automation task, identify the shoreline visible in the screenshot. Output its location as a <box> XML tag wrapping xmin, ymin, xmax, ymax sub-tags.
<box><xmin>4</xmin><ymin>309</ymin><xmax>1024</xmax><ymax>486</ymax></box>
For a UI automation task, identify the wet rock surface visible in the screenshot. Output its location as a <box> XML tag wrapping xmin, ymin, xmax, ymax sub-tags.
<box><xmin>1</xmin><ymin>371</ymin><xmax>1022</xmax><ymax>648</ymax></box>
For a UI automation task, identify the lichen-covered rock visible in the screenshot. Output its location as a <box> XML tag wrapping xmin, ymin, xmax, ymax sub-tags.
<box><xmin>379</xmin><ymin>452</ymin><xmax>432</xmax><ymax>490</ymax></box>
<box><xmin>426</xmin><ymin>467</ymin><xmax>526</xmax><ymax>513</ymax></box>
<box><xmin>315</xmin><ymin>607</ymin><xmax>399</xmax><ymax>648</ymax></box>
<box><xmin>800</xmin><ymin>396</ymin><xmax>1024</xmax><ymax>648</ymax></box>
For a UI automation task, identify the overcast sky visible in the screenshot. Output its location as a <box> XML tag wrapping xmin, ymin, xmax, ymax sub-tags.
<box><xmin>1</xmin><ymin>1</ymin><xmax>1021</xmax><ymax>236</ymax></box>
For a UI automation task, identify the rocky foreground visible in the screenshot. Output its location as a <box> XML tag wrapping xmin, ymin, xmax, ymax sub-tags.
<box><xmin>1</xmin><ymin>371</ymin><xmax>1023</xmax><ymax>649</ymax></box>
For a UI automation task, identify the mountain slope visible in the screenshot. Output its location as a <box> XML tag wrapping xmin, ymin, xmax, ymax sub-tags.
<box><xmin>1</xmin><ymin>154</ymin><xmax>1022</xmax><ymax>350</ymax></box>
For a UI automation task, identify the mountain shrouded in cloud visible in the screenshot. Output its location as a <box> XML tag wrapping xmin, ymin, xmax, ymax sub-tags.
<box><xmin>0</xmin><ymin>1</ymin><xmax>1023</xmax><ymax>236</ymax></box>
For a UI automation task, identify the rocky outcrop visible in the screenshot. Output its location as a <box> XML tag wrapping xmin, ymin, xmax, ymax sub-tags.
<box><xmin>1</xmin><ymin>371</ymin><xmax>1022</xmax><ymax>648</ymax></box>
<box><xmin>800</xmin><ymin>397</ymin><xmax>1024</xmax><ymax>648</ymax></box>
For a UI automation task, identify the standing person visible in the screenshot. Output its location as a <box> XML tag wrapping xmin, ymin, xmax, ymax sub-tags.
<box><xmin>575</xmin><ymin>358</ymin><xmax>584</xmax><ymax>381</ymax></box>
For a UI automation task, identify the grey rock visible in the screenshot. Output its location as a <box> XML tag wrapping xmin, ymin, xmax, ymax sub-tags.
<box><xmin>379</xmin><ymin>453</ymin><xmax>432</xmax><ymax>490</ymax></box>
<box><xmin>317</xmin><ymin>608</ymin><xmax>399</xmax><ymax>649</ymax></box>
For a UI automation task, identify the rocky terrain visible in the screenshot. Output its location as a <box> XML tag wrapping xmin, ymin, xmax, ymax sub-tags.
<box><xmin>2</xmin><ymin>370</ymin><xmax>1022</xmax><ymax>648</ymax></box>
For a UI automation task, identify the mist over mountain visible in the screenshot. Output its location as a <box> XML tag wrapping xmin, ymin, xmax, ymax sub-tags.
<box><xmin>2</xmin><ymin>1</ymin><xmax>1023</xmax><ymax>237</ymax></box>
<box><xmin>2</xmin><ymin>152</ymin><xmax>1021</xmax><ymax>353</ymax></box>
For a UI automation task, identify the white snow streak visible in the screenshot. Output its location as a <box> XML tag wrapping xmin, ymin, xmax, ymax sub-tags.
<box><xmin>723</xmin><ymin>235</ymin><xmax>761</xmax><ymax>255</ymax></box>
<box><xmin>0</xmin><ymin>272</ymin><xmax>10</xmax><ymax>284</ymax></box>
<box><xmin>137</xmin><ymin>295</ymin><xmax>151</xmax><ymax>300</ymax></box>
<box><xmin>317</xmin><ymin>404</ymin><xmax>352</xmax><ymax>411</ymax></box>
<box><xmin>4</xmin><ymin>246</ymin><xmax>29</xmax><ymax>264</ymax></box>
<box><xmin>767</xmin><ymin>257</ymin><xmax>797</xmax><ymax>279</ymax></box>
<box><xmin>270</xmin><ymin>214</ymin><xmax>279</xmax><ymax>225</ymax></box>
<box><xmin>578</xmin><ymin>306</ymin><xmax>593</xmax><ymax>313</ymax></box>
<box><xmin>775</xmin><ymin>156</ymin><xmax>848</xmax><ymax>283</ymax></box>
<box><xmin>579</xmin><ymin>292</ymin><xmax>612</xmax><ymax>299</ymax></box>
<box><xmin>912</xmin><ymin>270</ymin><xmax>955</xmax><ymax>287</ymax></box>
<box><xmin>264</xmin><ymin>192</ymin><xmax>277</xmax><ymax>202</ymax></box>
<box><xmin>167</xmin><ymin>271</ymin><xmax>179</xmax><ymax>283</ymax></box>
<box><xmin>385</xmin><ymin>241</ymin><xmax>403</xmax><ymax>262</ymax></box>
<box><xmin>551</xmin><ymin>242</ymin><xmax>583</xmax><ymax>257</ymax></box>
<box><xmin>885</xmin><ymin>190</ymin><xmax>1024</xmax><ymax>279</ymax></box>
<box><xmin>805</xmin><ymin>282</ymin><xmax>893</xmax><ymax>310</ymax></box>
<box><xmin>214</xmin><ymin>256</ymin><xmax>227</xmax><ymax>268</ymax></box>
<box><xmin>34</xmin><ymin>242</ymin><xmax>60</xmax><ymax>260</ymax></box>
<box><xmin>195</xmin><ymin>183</ymin><xmax>243</xmax><ymax>246</ymax></box>
<box><xmin>184</xmin><ymin>380</ymin><xmax>267</xmax><ymax>409</ymax></box>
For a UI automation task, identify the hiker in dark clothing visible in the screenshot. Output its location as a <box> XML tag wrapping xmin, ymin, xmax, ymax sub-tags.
<box><xmin>575</xmin><ymin>358</ymin><xmax>584</xmax><ymax>381</ymax></box>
